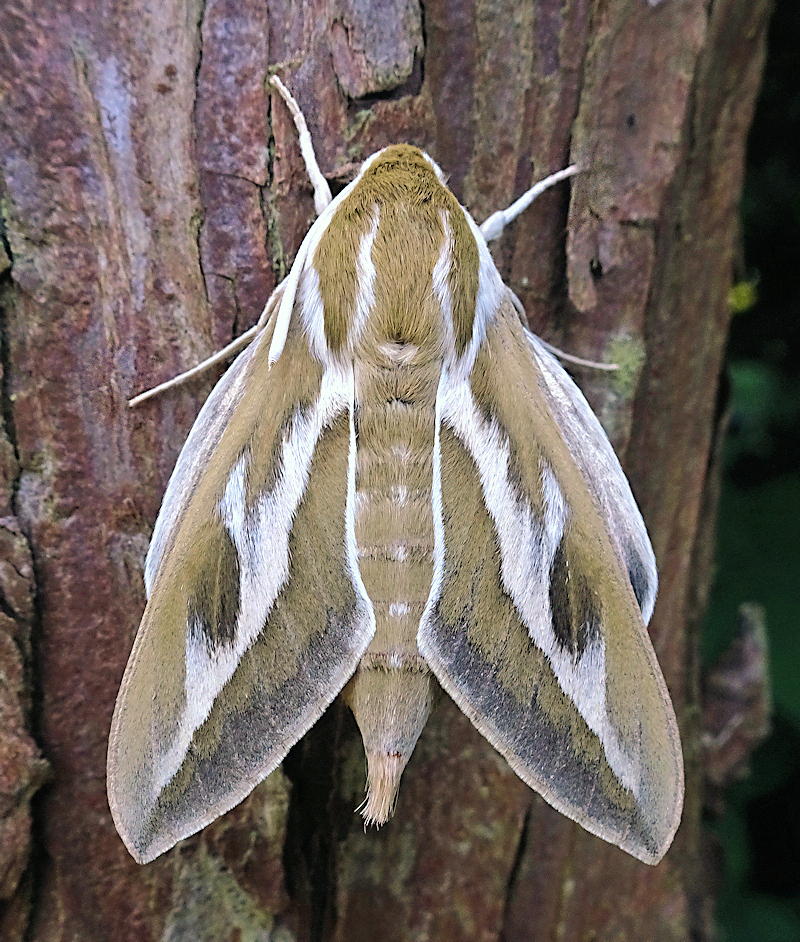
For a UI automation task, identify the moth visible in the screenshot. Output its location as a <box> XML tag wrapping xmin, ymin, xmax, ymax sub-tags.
<box><xmin>108</xmin><ymin>77</ymin><xmax>683</xmax><ymax>865</ymax></box>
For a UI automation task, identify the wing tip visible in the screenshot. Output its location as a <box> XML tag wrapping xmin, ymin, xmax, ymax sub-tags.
<box><xmin>420</xmin><ymin>630</ymin><xmax>685</xmax><ymax>866</ymax></box>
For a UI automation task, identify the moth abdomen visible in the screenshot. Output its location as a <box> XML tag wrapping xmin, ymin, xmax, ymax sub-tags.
<box><xmin>349</xmin><ymin>355</ymin><xmax>438</xmax><ymax>822</ymax></box>
<box><xmin>343</xmin><ymin>659</ymin><xmax>436</xmax><ymax>825</ymax></box>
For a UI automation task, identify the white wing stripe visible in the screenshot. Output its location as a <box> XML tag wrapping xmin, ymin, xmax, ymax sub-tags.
<box><xmin>297</xmin><ymin>266</ymin><xmax>325</xmax><ymax>363</ymax></box>
<box><xmin>435</xmin><ymin>377</ymin><xmax>641</xmax><ymax>799</ymax></box>
<box><xmin>461</xmin><ymin>209</ymin><xmax>505</xmax><ymax>374</ymax></box>
<box><xmin>346</xmin><ymin>363</ymin><xmax>375</xmax><ymax>631</ymax></box>
<box><xmin>525</xmin><ymin>330</ymin><xmax>658</xmax><ymax>622</ymax></box>
<box><xmin>424</xmin><ymin>368</ymin><xmax>447</xmax><ymax>641</ymax></box>
<box><xmin>154</xmin><ymin>365</ymin><xmax>355</xmax><ymax>794</ymax></box>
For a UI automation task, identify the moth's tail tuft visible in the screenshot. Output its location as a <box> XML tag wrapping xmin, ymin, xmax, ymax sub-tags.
<box><xmin>344</xmin><ymin>657</ymin><xmax>435</xmax><ymax>826</ymax></box>
<box><xmin>360</xmin><ymin>750</ymin><xmax>408</xmax><ymax>826</ymax></box>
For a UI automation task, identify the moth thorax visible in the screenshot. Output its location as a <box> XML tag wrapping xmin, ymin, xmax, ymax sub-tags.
<box><xmin>344</xmin><ymin>666</ymin><xmax>435</xmax><ymax>825</ymax></box>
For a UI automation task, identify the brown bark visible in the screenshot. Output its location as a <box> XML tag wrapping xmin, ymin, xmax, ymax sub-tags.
<box><xmin>0</xmin><ymin>0</ymin><xmax>771</xmax><ymax>939</ymax></box>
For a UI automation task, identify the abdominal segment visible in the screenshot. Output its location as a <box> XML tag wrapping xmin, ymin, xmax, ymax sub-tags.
<box><xmin>344</xmin><ymin>353</ymin><xmax>439</xmax><ymax>824</ymax></box>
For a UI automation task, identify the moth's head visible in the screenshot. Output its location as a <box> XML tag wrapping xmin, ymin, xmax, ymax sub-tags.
<box><xmin>268</xmin><ymin>140</ymin><xmax>506</xmax><ymax>372</ymax></box>
<box><xmin>357</xmin><ymin>144</ymin><xmax>448</xmax><ymax>189</ymax></box>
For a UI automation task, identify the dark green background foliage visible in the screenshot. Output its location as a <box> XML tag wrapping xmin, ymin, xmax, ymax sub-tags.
<box><xmin>704</xmin><ymin>1</ymin><xmax>800</xmax><ymax>937</ymax></box>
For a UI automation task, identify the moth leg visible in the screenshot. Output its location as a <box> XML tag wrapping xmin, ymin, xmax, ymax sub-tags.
<box><xmin>480</xmin><ymin>165</ymin><xmax>579</xmax><ymax>242</ymax></box>
<box><xmin>128</xmin><ymin>324</ymin><xmax>260</xmax><ymax>407</ymax></box>
<box><xmin>270</xmin><ymin>75</ymin><xmax>332</xmax><ymax>216</ymax></box>
<box><xmin>489</xmin><ymin>184</ymin><xmax>617</xmax><ymax>376</ymax></box>
<box><xmin>128</xmin><ymin>281</ymin><xmax>285</xmax><ymax>407</ymax></box>
<box><xmin>533</xmin><ymin>335</ymin><xmax>619</xmax><ymax>372</ymax></box>
<box><xmin>130</xmin><ymin>77</ymin><xmax>331</xmax><ymax>408</ymax></box>
<box><xmin>504</xmin><ymin>296</ymin><xmax>618</xmax><ymax>373</ymax></box>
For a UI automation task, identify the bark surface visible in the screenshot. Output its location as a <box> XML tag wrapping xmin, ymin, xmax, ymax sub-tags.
<box><xmin>0</xmin><ymin>0</ymin><xmax>771</xmax><ymax>939</ymax></box>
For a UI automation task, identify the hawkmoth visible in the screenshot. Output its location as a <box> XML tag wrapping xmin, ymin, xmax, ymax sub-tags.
<box><xmin>107</xmin><ymin>77</ymin><xmax>683</xmax><ymax>865</ymax></box>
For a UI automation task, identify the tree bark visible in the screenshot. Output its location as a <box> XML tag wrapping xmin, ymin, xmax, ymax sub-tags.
<box><xmin>0</xmin><ymin>0</ymin><xmax>771</xmax><ymax>939</ymax></box>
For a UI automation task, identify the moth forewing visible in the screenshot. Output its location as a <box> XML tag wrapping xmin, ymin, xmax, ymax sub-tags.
<box><xmin>523</xmin><ymin>329</ymin><xmax>658</xmax><ymax>622</ymax></box>
<box><xmin>143</xmin><ymin>331</ymin><xmax>263</xmax><ymax>592</ymax></box>
<box><xmin>419</xmin><ymin>299</ymin><xmax>683</xmax><ymax>864</ymax></box>
<box><xmin>108</xmin><ymin>312</ymin><xmax>375</xmax><ymax>863</ymax></box>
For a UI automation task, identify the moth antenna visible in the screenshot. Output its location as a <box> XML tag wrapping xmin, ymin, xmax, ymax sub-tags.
<box><xmin>129</xmin><ymin>76</ymin><xmax>329</xmax><ymax>408</ymax></box>
<box><xmin>481</xmin><ymin>168</ymin><xmax>615</xmax><ymax>369</ymax></box>
<box><xmin>269</xmin><ymin>74</ymin><xmax>332</xmax><ymax>216</ymax></box>
<box><xmin>131</xmin><ymin>78</ymin><xmax>330</xmax><ymax>409</ymax></box>
<box><xmin>480</xmin><ymin>164</ymin><xmax>579</xmax><ymax>242</ymax></box>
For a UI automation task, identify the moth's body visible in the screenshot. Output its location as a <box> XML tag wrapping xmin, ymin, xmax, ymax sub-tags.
<box><xmin>322</xmin><ymin>151</ymin><xmax>461</xmax><ymax>819</ymax></box>
<box><xmin>348</xmin><ymin>341</ymin><xmax>438</xmax><ymax>820</ymax></box>
<box><xmin>108</xmin><ymin>99</ymin><xmax>683</xmax><ymax>865</ymax></box>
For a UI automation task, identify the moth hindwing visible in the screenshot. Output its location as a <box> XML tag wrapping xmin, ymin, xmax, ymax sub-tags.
<box><xmin>107</xmin><ymin>80</ymin><xmax>683</xmax><ymax>865</ymax></box>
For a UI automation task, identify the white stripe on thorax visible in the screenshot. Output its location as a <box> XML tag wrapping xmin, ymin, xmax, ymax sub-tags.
<box><xmin>349</xmin><ymin>206</ymin><xmax>381</xmax><ymax>348</ymax></box>
<box><xmin>431</xmin><ymin>210</ymin><xmax>458</xmax><ymax>362</ymax></box>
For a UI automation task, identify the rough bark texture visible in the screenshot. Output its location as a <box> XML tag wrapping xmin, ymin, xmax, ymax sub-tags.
<box><xmin>0</xmin><ymin>0</ymin><xmax>771</xmax><ymax>939</ymax></box>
